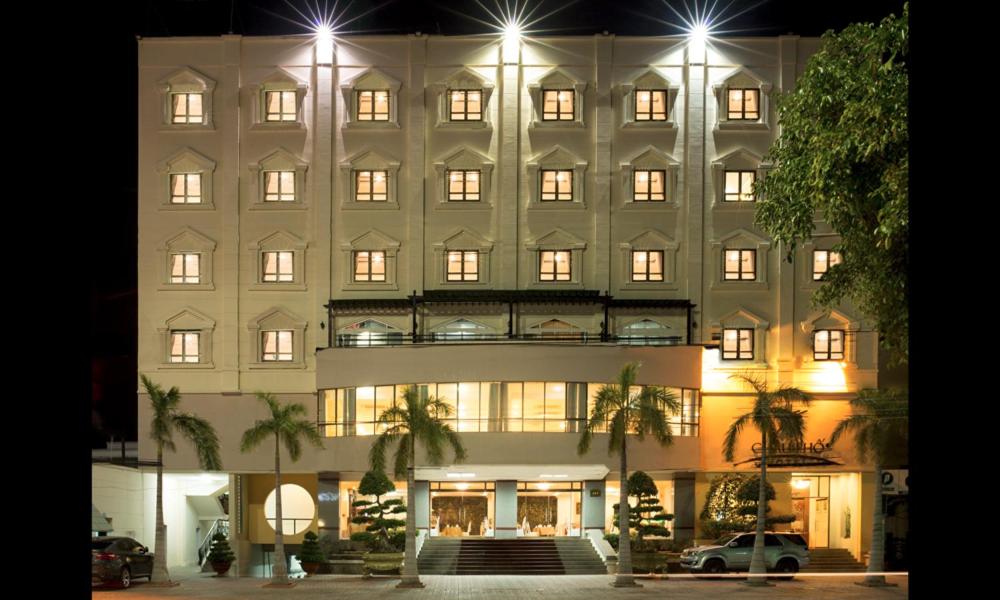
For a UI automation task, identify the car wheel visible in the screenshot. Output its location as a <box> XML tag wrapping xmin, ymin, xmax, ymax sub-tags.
<box><xmin>702</xmin><ymin>559</ymin><xmax>725</xmax><ymax>575</ymax></box>
<box><xmin>776</xmin><ymin>558</ymin><xmax>798</xmax><ymax>576</ymax></box>
<box><xmin>120</xmin><ymin>567</ymin><xmax>132</xmax><ymax>589</ymax></box>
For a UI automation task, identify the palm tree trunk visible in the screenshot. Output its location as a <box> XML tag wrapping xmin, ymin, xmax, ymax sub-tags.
<box><xmin>612</xmin><ymin>434</ymin><xmax>639</xmax><ymax>587</ymax></box>
<box><xmin>864</xmin><ymin>463</ymin><xmax>887</xmax><ymax>585</ymax></box>
<box><xmin>151</xmin><ymin>445</ymin><xmax>170</xmax><ymax>583</ymax></box>
<box><xmin>746</xmin><ymin>429</ymin><xmax>770</xmax><ymax>585</ymax></box>
<box><xmin>398</xmin><ymin>437</ymin><xmax>424</xmax><ymax>587</ymax></box>
<box><xmin>272</xmin><ymin>436</ymin><xmax>288</xmax><ymax>584</ymax></box>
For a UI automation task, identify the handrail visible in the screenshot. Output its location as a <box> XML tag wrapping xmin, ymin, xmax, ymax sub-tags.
<box><xmin>334</xmin><ymin>334</ymin><xmax>686</xmax><ymax>348</ymax></box>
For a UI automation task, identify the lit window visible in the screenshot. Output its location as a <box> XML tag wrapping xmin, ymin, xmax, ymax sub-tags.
<box><xmin>540</xmin><ymin>170</ymin><xmax>573</xmax><ymax>201</ymax></box>
<box><xmin>355</xmin><ymin>171</ymin><xmax>388</xmax><ymax>202</ymax></box>
<box><xmin>542</xmin><ymin>90</ymin><xmax>574</xmax><ymax>121</ymax></box>
<box><xmin>539</xmin><ymin>250</ymin><xmax>571</xmax><ymax>281</ymax></box>
<box><xmin>727</xmin><ymin>88</ymin><xmax>760</xmax><ymax>120</ymax></box>
<box><xmin>262</xmin><ymin>251</ymin><xmax>294</xmax><ymax>282</ymax></box>
<box><xmin>265</xmin><ymin>91</ymin><xmax>297</xmax><ymax>122</ymax></box>
<box><xmin>354</xmin><ymin>251</ymin><xmax>386</xmax><ymax>282</ymax></box>
<box><xmin>724</xmin><ymin>249</ymin><xmax>756</xmax><ymax>280</ymax></box>
<box><xmin>722</xmin><ymin>328</ymin><xmax>753</xmax><ymax>360</ymax></box>
<box><xmin>724</xmin><ymin>170</ymin><xmax>756</xmax><ymax>202</ymax></box>
<box><xmin>446</xmin><ymin>251</ymin><xmax>479</xmax><ymax>282</ymax></box>
<box><xmin>631</xmin><ymin>250</ymin><xmax>664</xmax><ymax>282</ymax></box>
<box><xmin>814</xmin><ymin>329</ymin><xmax>845</xmax><ymax>361</ymax></box>
<box><xmin>447</xmin><ymin>170</ymin><xmax>480</xmax><ymax>201</ymax></box>
<box><xmin>262</xmin><ymin>330</ymin><xmax>293</xmax><ymax>362</ymax></box>
<box><xmin>171</xmin><ymin>93</ymin><xmax>203</xmax><ymax>124</ymax></box>
<box><xmin>170</xmin><ymin>174</ymin><xmax>202</xmax><ymax>204</ymax></box>
<box><xmin>170</xmin><ymin>331</ymin><xmax>200</xmax><ymax>363</ymax></box>
<box><xmin>812</xmin><ymin>250</ymin><xmax>843</xmax><ymax>281</ymax></box>
<box><xmin>449</xmin><ymin>89</ymin><xmax>482</xmax><ymax>121</ymax></box>
<box><xmin>633</xmin><ymin>170</ymin><xmax>666</xmax><ymax>201</ymax></box>
<box><xmin>635</xmin><ymin>90</ymin><xmax>667</xmax><ymax>121</ymax></box>
<box><xmin>170</xmin><ymin>253</ymin><xmax>201</xmax><ymax>284</ymax></box>
<box><xmin>264</xmin><ymin>171</ymin><xmax>295</xmax><ymax>202</ymax></box>
<box><xmin>357</xmin><ymin>90</ymin><xmax>390</xmax><ymax>121</ymax></box>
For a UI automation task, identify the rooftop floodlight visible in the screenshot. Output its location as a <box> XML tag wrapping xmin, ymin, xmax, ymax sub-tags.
<box><xmin>689</xmin><ymin>22</ymin><xmax>709</xmax><ymax>44</ymax></box>
<box><xmin>501</xmin><ymin>19</ymin><xmax>522</xmax><ymax>63</ymax></box>
<box><xmin>315</xmin><ymin>22</ymin><xmax>334</xmax><ymax>65</ymax></box>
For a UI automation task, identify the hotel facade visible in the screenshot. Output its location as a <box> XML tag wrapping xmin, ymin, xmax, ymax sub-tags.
<box><xmin>132</xmin><ymin>29</ymin><xmax>882</xmax><ymax>575</ymax></box>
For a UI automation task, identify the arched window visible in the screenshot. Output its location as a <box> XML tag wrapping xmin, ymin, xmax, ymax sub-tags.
<box><xmin>527</xmin><ymin>319</ymin><xmax>585</xmax><ymax>341</ymax></box>
<box><xmin>431</xmin><ymin>319</ymin><xmax>493</xmax><ymax>341</ymax></box>
<box><xmin>337</xmin><ymin>320</ymin><xmax>403</xmax><ymax>347</ymax></box>
<box><xmin>620</xmin><ymin>319</ymin><xmax>674</xmax><ymax>345</ymax></box>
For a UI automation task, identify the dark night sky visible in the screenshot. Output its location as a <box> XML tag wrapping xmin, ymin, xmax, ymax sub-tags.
<box><xmin>90</xmin><ymin>0</ymin><xmax>907</xmax><ymax>446</ymax></box>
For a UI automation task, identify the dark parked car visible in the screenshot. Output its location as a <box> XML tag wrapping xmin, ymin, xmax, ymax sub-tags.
<box><xmin>680</xmin><ymin>532</ymin><xmax>809</xmax><ymax>575</ymax></box>
<box><xmin>92</xmin><ymin>537</ymin><xmax>154</xmax><ymax>588</ymax></box>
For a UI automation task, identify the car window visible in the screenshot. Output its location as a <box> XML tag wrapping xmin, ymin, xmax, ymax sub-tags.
<box><xmin>764</xmin><ymin>534</ymin><xmax>782</xmax><ymax>547</ymax></box>
<box><xmin>92</xmin><ymin>539</ymin><xmax>115</xmax><ymax>551</ymax></box>
<box><xmin>714</xmin><ymin>535</ymin><xmax>736</xmax><ymax>546</ymax></box>
<box><xmin>736</xmin><ymin>534</ymin><xmax>755</xmax><ymax>548</ymax></box>
<box><xmin>781</xmin><ymin>534</ymin><xmax>807</xmax><ymax>547</ymax></box>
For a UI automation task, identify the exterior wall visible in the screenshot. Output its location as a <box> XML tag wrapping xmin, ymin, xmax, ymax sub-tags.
<box><xmin>92</xmin><ymin>465</ymin><xmax>148</xmax><ymax>544</ymax></box>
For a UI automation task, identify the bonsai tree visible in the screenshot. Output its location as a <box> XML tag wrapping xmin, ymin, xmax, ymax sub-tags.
<box><xmin>298</xmin><ymin>532</ymin><xmax>325</xmax><ymax>576</ymax></box>
<box><xmin>240</xmin><ymin>392</ymin><xmax>324</xmax><ymax>586</ymax></box>
<box><xmin>611</xmin><ymin>471</ymin><xmax>673</xmax><ymax>551</ymax></box>
<box><xmin>722</xmin><ymin>373</ymin><xmax>811</xmax><ymax>586</ymax></box>
<box><xmin>350</xmin><ymin>470</ymin><xmax>406</xmax><ymax>553</ymax></box>
<box><xmin>698</xmin><ymin>474</ymin><xmax>795</xmax><ymax>539</ymax></box>
<box><xmin>578</xmin><ymin>362</ymin><xmax>680</xmax><ymax>588</ymax></box>
<box><xmin>206</xmin><ymin>531</ymin><xmax>235</xmax><ymax>575</ymax></box>
<box><xmin>829</xmin><ymin>388</ymin><xmax>908</xmax><ymax>587</ymax></box>
<box><xmin>141</xmin><ymin>375</ymin><xmax>222</xmax><ymax>585</ymax></box>
<box><xmin>370</xmin><ymin>385</ymin><xmax>467</xmax><ymax>588</ymax></box>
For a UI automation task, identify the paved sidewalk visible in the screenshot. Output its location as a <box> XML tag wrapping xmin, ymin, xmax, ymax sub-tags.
<box><xmin>94</xmin><ymin>573</ymin><xmax>909</xmax><ymax>599</ymax></box>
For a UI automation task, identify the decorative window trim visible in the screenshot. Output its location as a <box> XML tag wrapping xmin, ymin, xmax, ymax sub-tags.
<box><xmin>431</xmin><ymin>228</ymin><xmax>494</xmax><ymax>287</ymax></box>
<box><xmin>799</xmin><ymin>237</ymin><xmax>842</xmax><ymax>290</ymax></box>
<box><xmin>156</xmin><ymin>148</ymin><xmax>217</xmax><ymax>211</ymax></box>
<box><xmin>431</xmin><ymin>67</ymin><xmax>495</xmax><ymax>130</ymax></box>
<box><xmin>711</xmin><ymin>66</ymin><xmax>772</xmax><ymax>131</ymax></box>
<box><xmin>619</xmin><ymin>68</ymin><xmax>680</xmax><ymax>129</ymax></box>
<box><xmin>340</xmin><ymin>67</ymin><xmax>402</xmax><ymax>129</ymax></box>
<box><xmin>248</xmin><ymin>148</ymin><xmax>309</xmax><ymax>211</ymax></box>
<box><xmin>247</xmin><ymin>307</ymin><xmax>308</xmax><ymax>369</ymax></box>
<box><xmin>526</xmin><ymin>146</ymin><xmax>588</xmax><ymax>210</ymax></box>
<box><xmin>525</xmin><ymin>228</ymin><xmax>586</xmax><ymax>288</ymax></box>
<box><xmin>429</xmin><ymin>317</ymin><xmax>495</xmax><ymax>341</ymax></box>
<box><xmin>527</xmin><ymin>67</ymin><xmax>587</xmax><ymax>129</ymax></box>
<box><xmin>799</xmin><ymin>309</ymin><xmax>860</xmax><ymax>367</ymax></box>
<box><xmin>710</xmin><ymin>228</ymin><xmax>771</xmax><ymax>290</ymax></box>
<box><xmin>157</xmin><ymin>307</ymin><xmax>215</xmax><ymax>369</ymax></box>
<box><xmin>618</xmin><ymin>229</ymin><xmax>679</xmax><ymax>291</ymax></box>
<box><xmin>339</xmin><ymin>149</ymin><xmax>401</xmax><ymax>210</ymax></box>
<box><xmin>247</xmin><ymin>230</ymin><xmax>308</xmax><ymax>291</ymax></box>
<box><xmin>710</xmin><ymin>307</ymin><xmax>770</xmax><ymax>368</ymax></box>
<box><xmin>157</xmin><ymin>227</ymin><xmax>216</xmax><ymax>291</ymax></box>
<box><xmin>337</xmin><ymin>319</ymin><xmax>405</xmax><ymax>347</ymax></box>
<box><xmin>249</xmin><ymin>68</ymin><xmax>308</xmax><ymax>131</ymax></box>
<box><xmin>339</xmin><ymin>229</ymin><xmax>401</xmax><ymax>291</ymax></box>
<box><xmin>158</xmin><ymin>67</ymin><xmax>216</xmax><ymax>131</ymax></box>
<box><xmin>619</xmin><ymin>145</ymin><xmax>681</xmax><ymax>210</ymax></box>
<box><xmin>710</xmin><ymin>148</ymin><xmax>772</xmax><ymax>209</ymax></box>
<box><xmin>617</xmin><ymin>317</ymin><xmax>676</xmax><ymax>341</ymax></box>
<box><xmin>432</xmin><ymin>146</ymin><xmax>495</xmax><ymax>210</ymax></box>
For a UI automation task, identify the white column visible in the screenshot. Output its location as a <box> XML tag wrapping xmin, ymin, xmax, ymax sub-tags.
<box><xmin>312</xmin><ymin>37</ymin><xmax>335</xmax><ymax>347</ymax></box>
<box><xmin>685</xmin><ymin>38</ymin><xmax>707</xmax><ymax>342</ymax></box>
<box><xmin>775</xmin><ymin>36</ymin><xmax>800</xmax><ymax>385</ymax></box>
<box><xmin>414</xmin><ymin>480</ymin><xmax>430</xmax><ymax>531</ymax></box>
<box><xmin>220</xmin><ymin>35</ymin><xmax>242</xmax><ymax>391</ymax></box>
<box><xmin>593</xmin><ymin>34</ymin><xmax>613</xmax><ymax>293</ymax></box>
<box><xmin>406</xmin><ymin>35</ymin><xmax>427</xmax><ymax>294</ymax></box>
<box><xmin>494</xmin><ymin>480</ymin><xmax>518</xmax><ymax>539</ymax></box>
<box><xmin>498</xmin><ymin>39</ymin><xmax>520</xmax><ymax>288</ymax></box>
<box><xmin>582</xmin><ymin>479</ymin><xmax>606</xmax><ymax>536</ymax></box>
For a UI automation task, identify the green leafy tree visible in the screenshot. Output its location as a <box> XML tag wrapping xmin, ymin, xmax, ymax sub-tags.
<box><xmin>370</xmin><ymin>385</ymin><xmax>468</xmax><ymax>588</ymax></box>
<box><xmin>350</xmin><ymin>470</ymin><xmax>407</xmax><ymax>553</ymax></box>
<box><xmin>240</xmin><ymin>392</ymin><xmax>324</xmax><ymax>585</ymax></box>
<box><xmin>578</xmin><ymin>362</ymin><xmax>680</xmax><ymax>588</ymax></box>
<box><xmin>829</xmin><ymin>389</ymin><xmax>908</xmax><ymax>586</ymax></box>
<box><xmin>206</xmin><ymin>530</ymin><xmax>235</xmax><ymax>565</ymax></box>
<box><xmin>722</xmin><ymin>374</ymin><xmax>811</xmax><ymax>586</ymax></box>
<box><xmin>755</xmin><ymin>3</ymin><xmax>909</xmax><ymax>364</ymax></box>
<box><xmin>299</xmin><ymin>532</ymin><xmax>325</xmax><ymax>564</ymax></box>
<box><xmin>610</xmin><ymin>471</ymin><xmax>673</xmax><ymax>551</ymax></box>
<box><xmin>698</xmin><ymin>474</ymin><xmax>794</xmax><ymax>540</ymax></box>
<box><xmin>141</xmin><ymin>375</ymin><xmax>222</xmax><ymax>585</ymax></box>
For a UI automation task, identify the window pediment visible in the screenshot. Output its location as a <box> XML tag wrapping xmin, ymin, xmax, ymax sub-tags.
<box><xmin>159</xmin><ymin>227</ymin><xmax>216</xmax><ymax>252</ymax></box>
<box><xmin>157</xmin><ymin>148</ymin><xmax>216</xmax><ymax>175</ymax></box>
<box><xmin>528</xmin><ymin>145</ymin><xmax>585</xmax><ymax>169</ymax></box>
<box><xmin>248</xmin><ymin>306</ymin><xmax>307</xmax><ymax>332</ymax></box>
<box><xmin>433</xmin><ymin>228</ymin><xmax>493</xmax><ymax>251</ymax></box>
<box><xmin>249</xmin><ymin>230</ymin><xmax>307</xmax><ymax>252</ymax></box>
<box><xmin>162</xmin><ymin>307</ymin><xmax>216</xmax><ymax>332</ymax></box>
<box><xmin>713</xmin><ymin>228</ymin><xmax>771</xmax><ymax>249</ymax></box>
<box><xmin>527</xmin><ymin>228</ymin><xmax>587</xmax><ymax>250</ymax></box>
<box><xmin>250</xmin><ymin>147</ymin><xmax>308</xmax><ymax>172</ymax></box>
<box><xmin>713</xmin><ymin>307</ymin><xmax>769</xmax><ymax>330</ymax></box>
<box><xmin>434</xmin><ymin>146</ymin><xmax>493</xmax><ymax>172</ymax></box>
<box><xmin>712</xmin><ymin>66</ymin><xmax>770</xmax><ymax>92</ymax></box>
<box><xmin>621</xmin><ymin>229</ymin><xmax>678</xmax><ymax>250</ymax></box>
<box><xmin>342</xmin><ymin>67</ymin><xmax>402</xmax><ymax>93</ymax></box>
<box><xmin>800</xmin><ymin>309</ymin><xmax>859</xmax><ymax>333</ymax></box>
<box><xmin>341</xmin><ymin>229</ymin><xmax>401</xmax><ymax>252</ymax></box>
<box><xmin>712</xmin><ymin>147</ymin><xmax>767</xmax><ymax>170</ymax></box>
<box><xmin>530</xmin><ymin>67</ymin><xmax>586</xmax><ymax>91</ymax></box>
<box><xmin>339</xmin><ymin>149</ymin><xmax>400</xmax><ymax>172</ymax></box>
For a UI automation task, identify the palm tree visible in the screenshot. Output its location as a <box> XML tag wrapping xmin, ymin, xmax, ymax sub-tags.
<box><xmin>577</xmin><ymin>362</ymin><xmax>680</xmax><ymax>588</ymax></box>
<box><xmin>829</xmin><ymin>388</ymin><xmax>908</xmax><ymax>587</ymax></box>
<box><xmin>369</xmin><ymin>385</ymin><xmax>467</xmax><ymax>588</ymax></box>
<box><xmin>240</xmin><ymin>392</ymin><xmax>324</xmax><ymax>586</ymax></box>
<box><xmin>141</xmin><ymin>375</ymin><xmax>222</xmax><ymax>585</ymax></box>
<box><xmin>722</xmin><ymin>373</ymin><xmax>812</xmax><ymax>586</ymax></box>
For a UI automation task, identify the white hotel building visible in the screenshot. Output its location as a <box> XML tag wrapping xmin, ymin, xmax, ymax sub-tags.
<box><xmin>128</xmin><ymin>28</ymin><xmax>882</xmax><ymax>574</ymax></box>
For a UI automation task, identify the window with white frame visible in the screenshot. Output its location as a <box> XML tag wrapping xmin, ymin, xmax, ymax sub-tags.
<box><xmin>633</xmin><ymin>170</ymin><xmax>666</xmax><ymax>202</ymax></box>
<box><xmin>432</xmin><ymin>318</ymin><xmax>492</xmax><ymax>341</ymax></box>
<box><xmin>171</xmin><ymin>93</ymin><xmax>203</xmax><ymax>124</ymax></box>
<box><xmin>724</xmin><ymin>170</ymin><xmax>756</xmax><ymax>202</ymax></box>
<box><xmin>265</xmin><ymin>91</ymin><xmax>297</xmax><ymax>121</ymax></box>
<box><xmin>813</xmin><ymin>329</ymin><xmax>845</xmax><ymax>361</ymax></box>
<box><xmin>170</xmin><ymin>331</ymin><xmax>200</xmax><ymax>363</ymax></box>
<box><xmin>620</xmin><ymin>319</ymin><xmax>673</xmax><ymax>345</ymax></box>
<box><xmin>261</xmin><ymin>330</ymin><xmax>293</xmax><ymax>362</ymax></box>
<box><xmin>354</xmin><ymin>251</ymin><xmax>386</xmax><ymax>282</ymax></box>
<box><xmin>264</xmin><ymin>171</ymin><xmax>295</xmax><ymax>202</ymax></box>
<box><xmin>448</xmin><ymin>170</ymin><xmax>480</xmax><ymax>201</ymax></box>
<box><xmin>542</xmin><ymin>89</ymin><xmax>574</xmax><ymax>120</ymax></box>
<box><xmin>727</xmin><ymin>88</ymin><xmax>760</xmax><ymax>120</ymax></box>
<box><xmin>170</xmin><ymin>253</ymin><xmax>201</xmax><ymax>284</ymax></box>
<box><xmin>337</xmin><ymin>320</ymin><xmax>403</xmax><ymax>347</ymax></box>
<box><xmin>446</xmin><ymin>251</ymin><xmax>479</xmax><ymax>282</ymax></box>
<box><xmin>541</xmin><ymin>170</ymin><xmax>573</xmax><ymax>201</ymax></box>
<box><xmin>635</xmin><ymin>89</ymin><xmax>667</xmax><ymax>121</ymax></box>
<box><xmin>724</xmin><ymin>249</ymin><xmax>756</xmax><ymax>281</ymax></box>
<box><xmin>449</xmin><ymin>89</ymin><xmax>482</xmax><ymax>121</ymax></box>
<box><xmin>262</xmin><ymin>251</ymin><xmax>294</xmax><ymax>282</ymax></box>
<box><xmin>631</xmin><ymin>250</ymin><xmax>664</xmax><ymax>282</ymax></box>
<box><xmin>813</xmin><ymin>250</ymin><xmax>843</xmax><ymax>280</ymax></box>
<box><xmin>355</xmin><ymin>170</ymin><xmax>388</xmax><ymax>202</ymax></box>
<box><xmin>539</xmin><ymin>250</ymin><xmax>571</xmax><ymax>281</ymax></box>
<box><xmin>170</xmin><ymin>173</ymin><xmax>202</xmax><ymax>204</ymax></box>
<box><xmin>357</xmin><ymin>90</ymin><xmax>390</xmax><ymax>121</ymax></box>
<box><xmin>722</xmin><ymin>328</ymin><xmax>754</xmax><ymax>360</ymax></box>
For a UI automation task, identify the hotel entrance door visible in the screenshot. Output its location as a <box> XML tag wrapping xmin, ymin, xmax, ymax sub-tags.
<box><xmin>515</xmin><ymin>481</ymin><xmax>583</xmax><ymax>537</ymax></box>
<box><xmin>430</xmin><ymin>481</ymin><xmax>495</xmax><ymax>537</ymax></box>
<box><xmin>791</xmin><ymin>475</ymin><xmax>830</xmax><ymax>548</ymax></box>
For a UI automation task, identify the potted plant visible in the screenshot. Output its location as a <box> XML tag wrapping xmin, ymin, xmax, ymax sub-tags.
<box><xmin>612</xmin><ymin>471</ymin><xmax>673</xmax><ymax>574</ymax></box>
<box><xmin>206</xmin><ymin>530</ymin><xmax>235</xmax><ymax>576</ymax></box>
<box><xmin>299</xmin><ymin>531</ymin><xmax>324</xmax><ymax>576</ymax></box>
<box><xmin>349</xmin><ymin>470</ymin><xmax>406</xmax><ymax>577</ymax></box>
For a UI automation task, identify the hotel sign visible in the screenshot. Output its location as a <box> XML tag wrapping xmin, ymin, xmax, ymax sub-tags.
<box><xmin>735</xmin><ymin>438</ymin><xmax>843</xmax><ymax>468</ymax></box>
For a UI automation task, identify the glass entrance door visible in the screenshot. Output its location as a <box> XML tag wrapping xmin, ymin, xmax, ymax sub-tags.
<box><xmin>430</xmin><ymin>482</ymin><xmax>495</xmax><ymax>537</ymax></box>
<box><xmin>791</xmin><ymin>475</ymin><xmax>830</xmax><ymax>548</ymax></box>
<box><xmin>516</xmin><ymin>481</ymin><xmax>583</xmax><ymax>537</ymax></box>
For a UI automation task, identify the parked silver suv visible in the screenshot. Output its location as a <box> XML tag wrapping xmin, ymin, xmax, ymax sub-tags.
<box><xmin>680</xmin><ymin>532</ymin><xmax>809</xmax><ymax>575</ymax></box>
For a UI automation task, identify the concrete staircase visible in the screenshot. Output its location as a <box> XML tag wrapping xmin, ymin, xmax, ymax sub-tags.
<box><xmin>417</xmin><ymin>537</ymin><xmax>606</xmax><ymax>575</ymax></box>
<box><xmin>802</xmin><ymin>548</ymin><xmax>866</xmax><ymax>572</ymax></box>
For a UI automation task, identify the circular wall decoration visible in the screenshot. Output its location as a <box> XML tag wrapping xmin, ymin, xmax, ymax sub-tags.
<box><xmin>263</xmin><ymin>484</ymin><xmax>315</xmax><ymax>534</ymax></box>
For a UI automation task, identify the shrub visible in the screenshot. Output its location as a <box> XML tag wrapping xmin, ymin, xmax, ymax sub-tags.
<box><xmin>206</xmin><ymin>531</ymin><xmax>235</xmax><ymax>564</ymax></box>
<box><xmin>348</xmin><ymin>470</ymin><xmax>406</xmax><ymax>552</ymax></box>
<box><xmin>299</xmin><ymin>531</ymin><xmax>324</xmax><ymax>563</ymax></box>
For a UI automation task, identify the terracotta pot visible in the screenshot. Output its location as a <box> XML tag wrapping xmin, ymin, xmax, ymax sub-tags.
<box><xmin>211</xmin><ymin>561</ymin><xmax>232</xmax><ymax>576</ymax></box>
<box><xmin>301</xmin><ymin>561</ymin><xmax>321</xmax><ymax>576</ymax></box>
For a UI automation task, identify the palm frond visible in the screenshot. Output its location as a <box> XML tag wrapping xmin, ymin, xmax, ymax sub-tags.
<box><xmin>607</xmin><ymin>410</ymin><xmax>626</xmax><ymax>456</ymax></box>
<box><xmin>445</xmin><ymin>426</ymin><xmax>468</xmax><ymax>463</ymax></box>
<box><xmin>772</xmin><ymin>385</ymin><xmax>813</xmax><ymax>407</ymax></box>
<box><xmin>370</xmin><ymin>428</ymin><xmax>400</xmax><ymax>475</ymax></box>
<box><xmin>723</xmin><ymin>413</ymin><xmax>752</xmax><ymax>462</ymax></box>
<box><xmin>392</xmin><ymin>433</ymin><xmax>411</xmax><ymax>479</ymax></box>
<box><xmin>240</xmin><ymin>420</ymin><xmax>273</xmax><ymax>453</ymax></box>
<box><xmin>172</xmin><ymin>413</ymin><xmax>223</xmax><ymax>470</ymax></box>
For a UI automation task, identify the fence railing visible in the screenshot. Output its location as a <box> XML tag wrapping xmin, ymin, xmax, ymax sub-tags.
<box><xmin>335</xmin><ymin>333</ymin><xmax>686</xmax><ymax>348</ymax></box>
<box><xmin>197</xmin><ymin>519</ymin><xmax>229</xmax><ymax>566</ymax></box>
